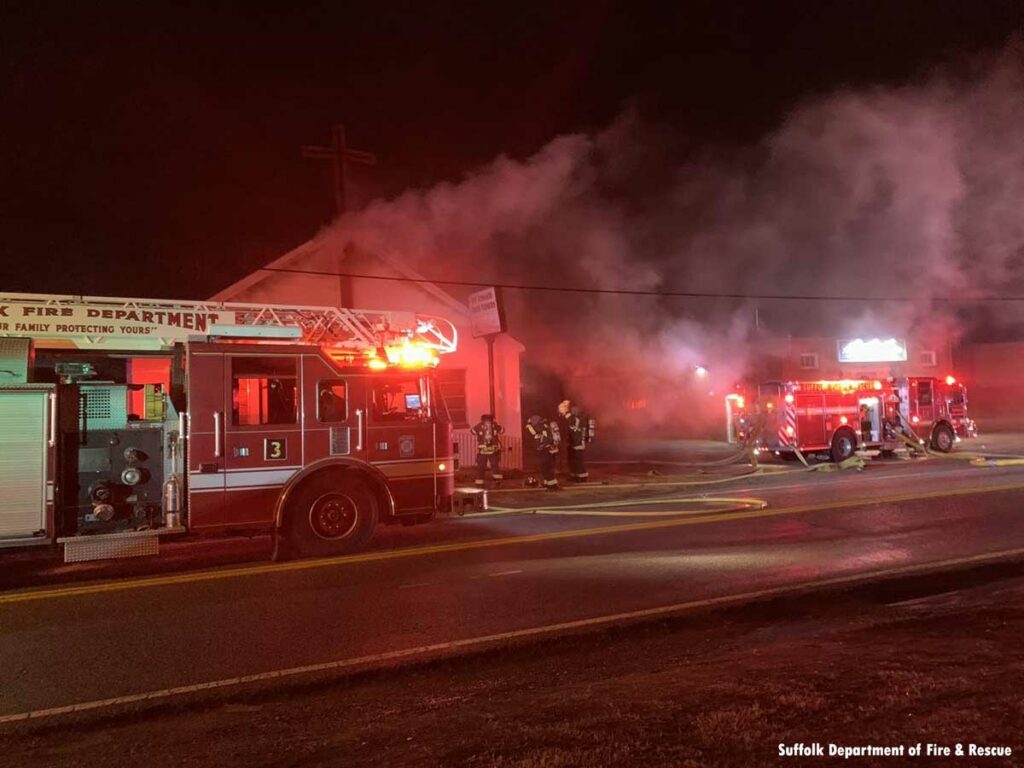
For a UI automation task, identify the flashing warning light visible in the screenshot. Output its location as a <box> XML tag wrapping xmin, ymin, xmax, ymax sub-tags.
<box><xmin>438</xmin><ymin>463</ymin><xmax>446</xmax><ymax>471</ymax></box>
<box><xmin>784</xmin><ymin>393</ymin><xmax>794</xmax><ymax>404</ymax></box>
<box><xmin>726</xmin><ymin>393</ymin><xmax>746</xmax><ymax>408</ymax></box>
<box><xmin>945</xmin><ymin>375</ymin><xmax>957</xmax><ymax>386</ymax></box>
<box><xmin>785</xmin><ymin>425</ymin><xmax>795</xmax><ymax>436</ymax></box>
<box><xmin>695</xmin><ymin>365</ymin><xmax>708</xmax><ymax>378</ymax></box>
<box><xmin>386</xmin><ymin>339</ymin><xmax>440</xmax><ymax>368</ymax></box>
<box><xmin>766</xmin><ymin>402</ymin><xmax>775</xmax><ymax>410</ymax></box>
<box><xmin>355</xmin><ymin>339</ymin><xmax>441</xmax><ymax>371</ymax></box>
<box><xmin>873</xmin><ymin>380</ymin><xmax>883</xmax><ymax>390</ymax></box>
<box><xmin>840</xmin><ymin>416</ymin><xmax>848</xmax><ymax>425</ymax></box>
<box><xmin>911</xmin><ymin>415</ymin><xmax>920</xmax><ymax>424</ymax></box>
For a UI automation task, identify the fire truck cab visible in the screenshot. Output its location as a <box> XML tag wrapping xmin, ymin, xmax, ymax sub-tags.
<box><xmin>739</xmin><ymin>376</ymin><xmax>975</xmax><ymax>462</ymax></box>
<box><xmin>0</xmin><ymin>293</ymin><xmax>459</xmax><ymax>561</ymax></box>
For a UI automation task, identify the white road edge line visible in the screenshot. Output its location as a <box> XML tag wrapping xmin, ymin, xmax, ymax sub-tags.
<box><xmin>3</xmin><ymin>545</ymin><xmax>1024</xmax><ymax>726</ymax></box>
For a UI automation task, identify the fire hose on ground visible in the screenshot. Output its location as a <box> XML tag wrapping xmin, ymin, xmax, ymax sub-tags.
<box><xmin>466</xmin><ymin>494</ymin><xmax>769</xmax><ymax>519</ymax></box>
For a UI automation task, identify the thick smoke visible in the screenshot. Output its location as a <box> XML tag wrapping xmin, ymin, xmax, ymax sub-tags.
<box><xmin>314</xmin><ymin>41</ymin><xmax>1024</xmax><ymax>433</ymax></box>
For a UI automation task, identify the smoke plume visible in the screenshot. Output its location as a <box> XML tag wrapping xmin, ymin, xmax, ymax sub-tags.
<box><xmin>314</xmin><ymin>41</ymin><xmax>1024</xmax><ymax>433</ymax></box>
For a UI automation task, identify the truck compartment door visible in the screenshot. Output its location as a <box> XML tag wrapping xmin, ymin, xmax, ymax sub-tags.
<box><xmin>0</xmin><ymin>387</ymin><xmax>53</xmax><ymax>540</ymax></box>
<box><xmin>185</xmin><ymin>349</ymin><xmax>226</xmax><ymax>525</ymax></box>
<box><xmin>796</xmin><ymin>394</ymin><xmax>826</xmax><ymax>447</ymax></box>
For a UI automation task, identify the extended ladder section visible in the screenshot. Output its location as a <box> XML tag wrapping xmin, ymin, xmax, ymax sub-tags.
<box><xmin>0</xmin><ymin>293</ymin><xmax>458</xmax><ymax>354</ymax></box>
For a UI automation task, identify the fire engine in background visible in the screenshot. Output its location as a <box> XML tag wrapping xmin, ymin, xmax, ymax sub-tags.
<box><xmin>733</xmin><ymin>376</ymin><xmax>976</xmax><ymax>462</ymax></box>
<box><xmin>0</xmin><ymin>293</ymin><xmax>459</xmax><ymax>562</ymax></box>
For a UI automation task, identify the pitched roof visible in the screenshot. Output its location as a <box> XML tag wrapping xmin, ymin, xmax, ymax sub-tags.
<box><xmin>212</xmin><ymin>236</ymin><xmax>468</xmax><ymax>319</ymax></box>
<box><xmin>211</xmin><ymin>234</ymin><xmax>525</xmax><ymax>351</ymax></box>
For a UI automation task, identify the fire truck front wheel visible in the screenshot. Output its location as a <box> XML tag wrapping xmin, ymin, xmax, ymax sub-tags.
<box><xmin>283</xmin><ymin>471</ymin><xmax>378</xmax><ymax>557</ymax></box>
<box><xmin>830</xmin><ymin>429</ymin><xmax>857</xmax><ymax>463</ymax></box>
<box><xmin>931</xmin><ymin>423</ymin><xmax>955</xmax><ymax>453</ymax></box>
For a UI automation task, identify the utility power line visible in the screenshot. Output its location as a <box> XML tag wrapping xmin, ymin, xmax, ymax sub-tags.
<box><xmin>260</xmin><ymin>266</ymin><xmax>1024</xmax><ymax>303</ymax></box>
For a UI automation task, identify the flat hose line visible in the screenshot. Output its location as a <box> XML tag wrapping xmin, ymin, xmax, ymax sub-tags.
<box><xmin>486</xmin><ymin>465</ymin><xmax>800</xmax><ymax>496</ymax></box>
<box><xmin>462</xmin><ymin>495</ymin><xmax>769</xmax><ymax>519</ymax></box>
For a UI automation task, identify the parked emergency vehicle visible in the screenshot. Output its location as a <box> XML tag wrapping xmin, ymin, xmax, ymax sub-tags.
<box><xmin>0</xmin><ymin>293</ymin><xmax>459</xmax><ymax>561</ymax></box>
<box><xmin>734</xmin><ymin>376</ymin><xmax>975</xmax><ymax>462</ymax></box>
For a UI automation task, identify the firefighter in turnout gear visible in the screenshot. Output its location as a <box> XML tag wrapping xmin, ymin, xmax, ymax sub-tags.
<box><xmin>556</xmin><ymin>399</ymin><xmax>572</xmax><ymax>475</ymax></box>
<box><xmin>471</xmin><ymin>413</ymin><xmax>504</xmax><ymax>486</ymax></box>
<box><xmin>526</xmin><ymin>415</ymin><xmax>560</xmax><ymax>490</ymax></box>
<box><xmin>565</xmin><ymin>405</ymin><xmax>590</xmax><ymax>481</ymax></box>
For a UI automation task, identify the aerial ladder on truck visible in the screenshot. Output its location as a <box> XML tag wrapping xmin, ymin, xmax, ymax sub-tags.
<box><xmin>0</xmin><ymin>292</ymin><xmax>459</xmax><ymax>562</ymax></box>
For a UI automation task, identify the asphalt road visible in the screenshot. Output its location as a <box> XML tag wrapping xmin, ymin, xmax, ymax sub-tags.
<box><xmin>4</xmin><ymin>454</ymin><xmax>1024</xmax><ymax>721</ymax></box>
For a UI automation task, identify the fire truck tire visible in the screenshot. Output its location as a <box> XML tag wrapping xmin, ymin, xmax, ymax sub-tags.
<box><xmin>830</xmin><ymin>429</ymin><xmax>857</xmax><ymax>463</ymax></box>
<box><xmin>931</xmin><ymin>423</ymin><xmax>955</xmax><ymax>453</ymax></box>
<box><xmin>283</xmin><ymin>471</ymin><xmax>378</xmax><ymax>557</ymax></box>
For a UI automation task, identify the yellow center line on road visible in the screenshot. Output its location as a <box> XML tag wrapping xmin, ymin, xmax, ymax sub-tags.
<box><xmin>4</xmin><ymin>480</ymin><xmax>1024</xmax><ymax>606</ymax></box>
<box><xmin>4</xmin><ymin>543</ymin><xmax>1024</xmax><ymax>725</ymax></box>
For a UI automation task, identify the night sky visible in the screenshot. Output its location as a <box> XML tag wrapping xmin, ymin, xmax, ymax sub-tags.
<box><xmin>2</xmin><ymin>1</ymin><xmax>1022</xmax><ymax>300</ymax></box>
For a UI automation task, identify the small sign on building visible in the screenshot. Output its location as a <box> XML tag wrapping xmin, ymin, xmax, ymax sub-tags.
<box><xmin>467</xmin><ymin>287</ymin><xmax>506</xmax><ymax>338</ymax></box>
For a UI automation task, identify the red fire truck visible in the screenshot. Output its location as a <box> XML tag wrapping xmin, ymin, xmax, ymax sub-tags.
<box><xmin>0</xmin><ymin>293</ymin><xmax>459</xmax><ymax>561</ymax></box>
<box><xmin>737</xmin><ymin>376</ymin><xmax>975</xmax><ymax>462</ymax></box>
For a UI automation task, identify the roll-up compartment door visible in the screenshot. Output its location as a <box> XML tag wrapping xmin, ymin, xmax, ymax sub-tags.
<box><xmin>0</xmin><ymin>389</ymin><xmax>49</xmax><ymax>537</ymax></box>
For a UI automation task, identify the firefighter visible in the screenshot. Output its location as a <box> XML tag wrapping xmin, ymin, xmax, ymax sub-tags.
<box><xmin>883</xmin><ymin>392</ymin><xmax>901</xmax><ymax>440</ymax></box>
<box><xmin>565</xmin><ymin>405</ymin><xmax>590</xmax><ymax>481</ymax></box>
<box><xmin>526</xmin><ymin>414</ymin><xmax>560</xmax><ymax>490</ymax></box>
<box><xmin>556</xmin><ymin>399</ymin><xmax>572</xmax><ymax>474</ymax></box>
<box><xmin>471</xmin><ymin>413</ymin><xmax>504</xmax><ymax>487</ymax></box>
<box><xmin>859</xmin><ymin>404</ymin><xmax>872</xmax><ymax>444</ymax></box>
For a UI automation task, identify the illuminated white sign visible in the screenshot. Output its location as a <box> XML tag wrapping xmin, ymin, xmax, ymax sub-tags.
<box><xmin>837</xmin><ymin>338</ymin><xmax>907</xmax><ymax>363</ymax></box>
